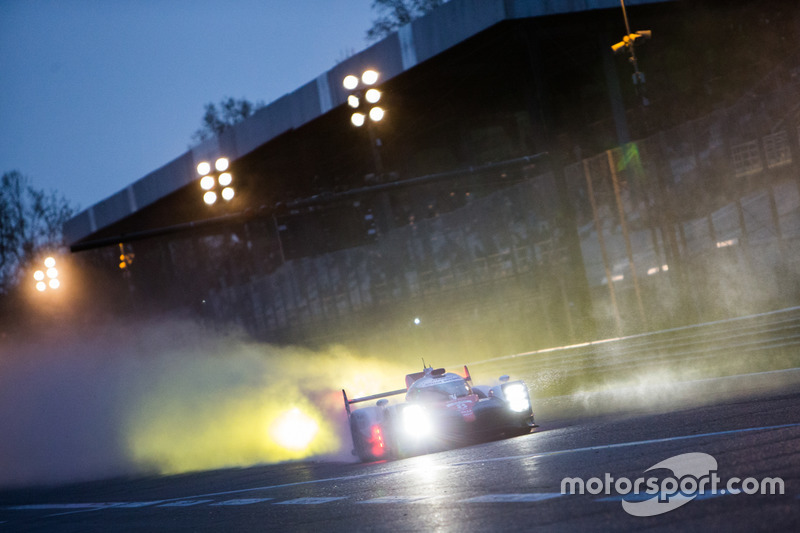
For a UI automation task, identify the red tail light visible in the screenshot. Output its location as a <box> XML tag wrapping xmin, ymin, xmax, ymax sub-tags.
<box><xmin>369</xmin><ymin>424</ymin><xmax>385</xmax><ymax>457</ymax></box>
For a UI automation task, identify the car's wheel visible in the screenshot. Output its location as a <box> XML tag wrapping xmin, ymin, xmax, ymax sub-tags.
<box><xmin>349</xmin><ymin>406</ymin><xmax>389</xmax><ymax>462</ymax></box>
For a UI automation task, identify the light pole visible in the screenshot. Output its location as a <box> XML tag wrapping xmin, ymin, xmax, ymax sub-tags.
<box><xmin>343</xmin><ymin>69</ymin><xmax>385</xmax><ymax>176</ymax></box>
<box><xmin>197</xmin><ymin>157</ymin><xmax>234</xmax><ymax>205</ymax></box>
<box><xmin>33</xmin><ymin>256</ymin><xmax>60</xmax><ymax>292</ymax></box>
<box><xmin>611</xmin><ymin>0</ymin><xmax>651</xmax><ymax>106</ymax></box>
<box><xmin>344</xmin><ymin>69</ymin><xmax>395</xmax><ymax>233</ymax></box>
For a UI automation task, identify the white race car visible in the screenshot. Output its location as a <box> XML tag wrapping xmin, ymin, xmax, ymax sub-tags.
<box><xmin>342</xmin><ymin>365</ymin><xmax>536</xmax><ymax>462</ymax></box>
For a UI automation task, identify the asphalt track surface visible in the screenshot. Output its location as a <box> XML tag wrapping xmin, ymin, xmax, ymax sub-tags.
<box><xmin>1</xmin><ymin>369</ymin><xmax>798</xmax><ymax>532</ymax></box>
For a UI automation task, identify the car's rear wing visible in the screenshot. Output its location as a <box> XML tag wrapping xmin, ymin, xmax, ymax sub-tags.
<box><xmin>342</xmin><ymin>388</ymin><xmax>407</xmax><ymax>416</ymax></box>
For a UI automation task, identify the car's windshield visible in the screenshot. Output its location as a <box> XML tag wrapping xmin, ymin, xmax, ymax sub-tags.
<box><xmin>408</xmin><ymin>379</ymin><xmax>472</xmax><ymax>402</ymax></box>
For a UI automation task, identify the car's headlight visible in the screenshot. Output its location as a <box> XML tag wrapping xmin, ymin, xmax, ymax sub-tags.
<box><xmin>402</xmin><ymin>404</ymin><xmax>431</xmax><ymax>437</ymax></box>
<box><xmin>503</xmin><ymin>383</ymin><xmax>531</xmax><ymax>412</ymax></box>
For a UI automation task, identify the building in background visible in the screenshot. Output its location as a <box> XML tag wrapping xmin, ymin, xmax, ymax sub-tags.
<box><xmin>64</xmin><ymin>0</ymin><xmax>800</xmax><ymax>358</ymax></box>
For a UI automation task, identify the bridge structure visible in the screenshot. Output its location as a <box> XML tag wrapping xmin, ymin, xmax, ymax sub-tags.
<box><xmin>60</xmin><ymin>0</ymin><xmax>800</xmax><ymax>356</ymax></box>
<box><xmin>65</xmin><ymin>0</ymin><xmax>668</xmax><ymax>251</ymax></box>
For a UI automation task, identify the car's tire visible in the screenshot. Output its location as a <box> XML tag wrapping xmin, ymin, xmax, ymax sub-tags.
<box><xmin>349</xmin><ymin>406</ymin><xmax>388</xmax><ymax>462</ymax></box>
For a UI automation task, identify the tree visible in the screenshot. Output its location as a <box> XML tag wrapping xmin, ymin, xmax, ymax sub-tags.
<box><xmin>190</xmin><ymin>97</ymin><xmax>265</xmax><ymax>144</ymax></box>
<box><xmin>366</xmin><ymin>0</ymin><xmax>449</xmax><ymax>42</ymax></box>
<box><xmin>0</xmin><ymin>171</ymin><xmax>76</xmax><ymax>295</ymax></box>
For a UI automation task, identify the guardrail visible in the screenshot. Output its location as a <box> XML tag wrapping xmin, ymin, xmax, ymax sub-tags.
<box><xmin>467</xmin><ymin>306</ymin><xmax>800</xmax><ymax>395</ymax></box>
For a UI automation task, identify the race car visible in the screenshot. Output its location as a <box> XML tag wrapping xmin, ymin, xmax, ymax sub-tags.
<box><xmin>342</xmin><ymin>365</ymin><xmax>536</xmax><ymax>462</ymax></box>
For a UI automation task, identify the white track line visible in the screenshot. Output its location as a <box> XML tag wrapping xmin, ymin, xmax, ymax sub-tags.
<box><xmin>26</xmin><ymin>421</ymin><xmax>799</xmax><ymax>516</ymax></box>
<box><xmin>449</xmin><ymin>422</ymin><xmax>800</xmax><ymax>466</ymax></box>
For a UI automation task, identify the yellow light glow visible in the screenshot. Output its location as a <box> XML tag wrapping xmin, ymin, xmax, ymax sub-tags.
<box><xmin>221</xmin><ymin>187</ymin><xmax>234</xmax><ymax>201</ymax></box>
<box><xmin>34</xmin><ymin>270</ymin><xmax>45</xmax><ymax>281</ymax></box>
<box><xmin>49</xmin><ymin>279</ymin><xmax>60</xmax><ymax>289</ymax></box>
<box><xmin>126</xmin><ymin>384</ymin><xmax>341</xmax><ymax>475</ymax></box>
<box><xmin>44</xmin><ymin>257</ymin><xmax>56</xmax><ymax>268</ymax></box>
<box><xmin>362</xmin><ymin>69</ymin><xmax>379</xmax><ymax>85</ymax></box>
<box><xmin>46</xmin><ymin>267</ymin><xmax>58</xmax><ymax>279</ymax></box>
<box><xmin>218</xmin><ymin>172</ymin><xmax>232</xmax><ymax>187</ymax></box>
<box><xmin>351</xmin><ymin>112</ymin><xmax>365</xmax><ymax>127</ymax></box>
<box><xmin>204</xmin><ymin>191</ymin><xmax>217</xmax><ymax>205</ymax></box>
<box><xmin>369</xmin><ymin>106</ymin><xmax>385</xmax><ymax>122</ymax></box>
<box><xmin>215</xmin><ymin>158</ymin><xmax>229</xmax><ymax>172</ymax></box>
<box><xmin>343</xmin><ymin>74</ymin><xmax>359</xmax><ymax>90</ymax></box>
<box><xmin>200</xmin><ymin>175</ymin><xmax>216</xmax><ymax>190</ymax></box>
<box><xmin>197</xmin><ymin>161</ymin><xmax>211</xmax><ymax>176</ymax></box>
<box><xmin>270</xmin><ymin>407</ymin><xmax>319</xmax><ymax>451</ymax></box>
<box><xmin>36</xmin><ymin>281</ymin><xmax>46</xmax><ymax>292</ymax></box>
<box><xmin>348</xmin><ymin>94</ymin><xmax>360</xmax><ymax>108</ymax></box>
<box><xmin>122</xmin><ymin>341</ymin><xmax>415</xmax><ymax>477</ymax></box>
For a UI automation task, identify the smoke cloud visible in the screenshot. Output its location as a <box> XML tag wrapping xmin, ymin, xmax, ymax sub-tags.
<box><xmin>0</xmin><ymin>318</ymin><xmax>413</xmax><ymax>488</ymax></box>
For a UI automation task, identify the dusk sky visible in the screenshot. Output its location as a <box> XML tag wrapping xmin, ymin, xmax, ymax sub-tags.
<box><xmin>0</xmin><ymin>0</ymin><xmax>375</xmax><ymax>210</ymax></box>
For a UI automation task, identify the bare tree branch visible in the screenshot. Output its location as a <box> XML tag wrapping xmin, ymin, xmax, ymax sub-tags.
<box><xmin>191</xmin><ymin>97</ymin><xmax>265</xmax><ymax>145</ymax></box>
<box><xmin>367</xmin><ymin>0</ymin><xmax>448</xmax><ymax>42</ymax></box>
<box><xmin>0</xmin><ymin>171</ymin><xmax>77</xmax><ymax>294</ymax></box>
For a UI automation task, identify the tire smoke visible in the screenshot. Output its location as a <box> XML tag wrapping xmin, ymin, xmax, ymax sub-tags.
<box><xmin>0</xmin><ymin>318</ymin><xmax>411</xmax><ymax>488</ymax></box>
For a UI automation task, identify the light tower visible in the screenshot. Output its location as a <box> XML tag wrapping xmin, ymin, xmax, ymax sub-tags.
<box><xmin>343</xmin><ymin>69</ymin><xmax>386</xmax><ymax>177</ymax></box>
<box><xmin>197</xmin><ymin>157</ymin><xmax>234</xmax><ymax>205</ymax></box>
<box><xmin>33</xmin><ymin>256</ymin><xmax>60</xmax><ymax>292</ymax></box>
<box><xmin>343</xmin><ymin>69</ymin><xmax>384</xmax><ymax>128</ymax></box>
